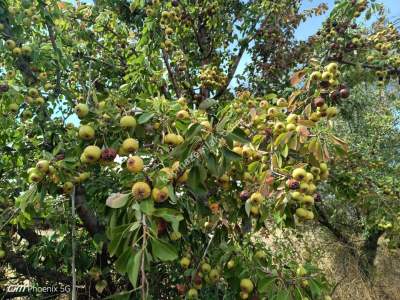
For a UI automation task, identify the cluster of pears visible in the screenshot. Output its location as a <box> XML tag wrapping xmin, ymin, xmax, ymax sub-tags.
<box><xmin>159</xmin><ymin>4</ymin><xmax>181</xmax><ymax>51</ymax></box>
<box><xmin>177</xmin><ymin>257</ymin><xmax>223</xmax><ymax>299</ymax></box>
<box><xmin>288</xmin><ymin>165</ymin><xmax>328</xmax><ymax>221</ymax></box>
<box><xmin>245</xmin><ymin>191</ymin><xmax>265</xmax><ymax>217</ymax></box>
<box><xmin>199</xmin><ymin>65</ymin><xmax>228</xmax><ymax>89</ymax></box>
<box><xmin>171</xmin><ymin>50</ymin><xmax>189</xmax><ymax>73</ymax></box>
<box><xmin>27</xmin><ymin>159</ymin><xmax>56</xmax><ymax>184</ymax></box>
<box><xmin>177</xmin><ymin>255</ymin><xmax>256</xmax><ymax>299</ymax></box>
<box><xmin>4</xmin><ymin>38</ymin><xmax>32</xmax><ymax>58</ymax></box>
<box><xmin>131</xmin><ymin>161</ymin><xmax>188</xmax><ymax>204</ymax></box>
<box><xmin>7</xmin><ymin>1</ymin><xmax>40</xmax><ymax>26</ymax></box>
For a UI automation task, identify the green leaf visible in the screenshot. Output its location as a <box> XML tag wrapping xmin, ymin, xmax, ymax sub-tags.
<box><xmin>151</xmin><ymin>239</ymin><xmax>178</xmax><ymax>261</ymax></box>
<box><xmin>265</xmin><ymin>93</ymin><xmax>277</xmax><ymax>100</ymax></box>
<box><xmin>222</xmin><ymin>147</ymin><xmax>242</xmax><ymax>162</ymax></box>
<box><xmin>115</xmin><ymin>248</ymin><xmax>132</xmax><ymax>273</ymax></box>
<box><xmin>153</xmin><ymin>208</ymin><xmax>183</xmax><ymax>232</ymax></box>
<box><xmin>127</xmin><ymin>251</ymin><xmax>141</xmax><ymax>287</ymax></box>
<box><xmin>309</xmin><ymin>279</ymin><xmax>322</xmax><ymax>298</ymax></box>
<box><xmin>274</xmin><ymin>132</ymin><xmax>287</xmax><ymax>147</ymax></box>
<box><xmin>186</xmin><ymin>123</ymin><xmax>202</xmax><ymax>141</ymax></box>
<box><xmin>140</xmin><ymin>199</ymin><xmax>155</xmax><ymax>215</ymax></box>
<box><xmin>227</xmin><ymin>127</ymin><xmax>250</xmax><ymax>144</ymax></box>
<box><xmin>275</xmin><ymin>290</ymin><xmax>290</xmax><ymax>300</ymax></box>
<box><xmin>206</xmin><ymin>153</ymin><xmax>219</xmax><ymax>176</ymax></box>
<box><xmin>258</xmin><ymin>277</ymin><xmax>276</xmax><ymax>293</ymax></box>
<box><xmin>106</xmin><ymin>193</ymin><xmax>130</xmax><ymax>209</ymax></box>
<box><xmin>137</xmin><ymin>112</ymin><xmax>154</xmax><ymax>124</ymax></box>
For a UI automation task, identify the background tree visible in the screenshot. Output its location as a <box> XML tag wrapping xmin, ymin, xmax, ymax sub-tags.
<box><xmin>0</xmin><ymin>0</ymin><xmax>399</xmax><ymax>299</ymax></box>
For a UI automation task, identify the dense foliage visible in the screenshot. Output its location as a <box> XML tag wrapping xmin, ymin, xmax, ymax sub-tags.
<box><xmin>0</xmin><ymin>0</ymin><xmax>399</xmax><ymax>299</ymax></box>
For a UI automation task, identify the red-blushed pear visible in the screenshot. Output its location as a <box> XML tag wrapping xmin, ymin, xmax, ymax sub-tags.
<box><xmin>132</xmin><ymin>182</ymin><xmax>151</xmax><ymax>200</ymax></box>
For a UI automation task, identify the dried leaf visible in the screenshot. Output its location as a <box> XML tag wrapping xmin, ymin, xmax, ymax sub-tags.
<box><xmin>290</xmin><ymin>70</ymin><xmax>306</xmax><ymax>86</ymax></box>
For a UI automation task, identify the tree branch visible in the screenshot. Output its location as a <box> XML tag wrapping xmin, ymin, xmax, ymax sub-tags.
<box><xmin>5</xmin><ymin>251</ymin><xmax>70</xmax><ymax>284</ymax></box>
<box><xmin>162</xmin><ymin>49</ymin><xmax>181</xmax><ymax>98</ymax></box>
<box><xmin>74</xmin><ymin>186</ymin><xmax>104</xmax><ymax>237</ymax></box>
<box><xmin>214</xmin><ymin>16</ymin><xmax>269</xmax><ymax>99</ymax></box>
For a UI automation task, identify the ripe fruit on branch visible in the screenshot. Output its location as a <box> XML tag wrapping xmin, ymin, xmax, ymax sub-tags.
<box><xmin>78</xmin><ymin>125</ymin><xmax>95</xmax><ymax>140</ymax></box>
<box><xmin>295</xmin><ymin>208</ymin><xmax>314</xmax><ymax>220</ymax></box>
<box><xmin>180</xmin><ymin>256</ymin><xmax>191</xmax><ymax>268</ymax></box>
<box><xmin>292</xmin><ymin>168</ymin><xmax>306</xmax><ymax>181</ymax></box>
<box><xmin>164</xmin><ymin>133</ymin><xmax>184</xmax><ymax>145</ymax></box>
<box><xmin>326</xmin><ymin>62</ymin><xmax>338</xmax><ymax>74</ymax></box>
<box><xmin>277</xmin><ymin>98</ymin><xmax>287</xmax><ymax>107</ymax></box>
<box><xmin>240</xmin><ymin>278</ymin><xmax>254</xmax><ymax>293</ymax></box>
<box><xmin>28</xmin><ymin>88</ymin><xmax>39</xmax><ymax>98</ymax></box>
<box><xmin>101</xmin><ymin>148</ymin><xmax>117</xmax><ymax>162</ymax></box>
<box><xmin>209</xmin><ymin>269</ymin><xmax>220</xmax><ymax>283</ymax></box>
<box><xmin>5</xmin><ymin>39</ymin><xmax>16</xmax><ymax>50</ymax></box>
<box><xmin>250</xmin><ymin>192</ymin><xmax>264</xmax><ymax>205</ymax></box>
<box><xmin>10</xmin><ymin>46</ymin><xmax>20</xmax><ymax>56</ymax></box>
<box><xmin>313</xmin><ymin>97</ymin><xmax>325</xmax><ymax>107</ymax></box>
<box><xmin>227</xmin><ymin>259</ymin><xmax>235</xmax><ymax>269</ymax></box>
<box><xmin>321</xmin><ymin>71</ymin><xmax>333</xmax><ymax>82</ymax></box>
<box><xmin>170</xmin><ymin>231</ymin><xmax>182</xmax><ymax>240</ymax></box>
<box><xmin>122</xmin><ymin>138</ymin><xmax>139</xmax><ymax>153</ymax></box>
<box><xmin>132</xmin><ymin>182</ymin><xmax>151</xmax><ymax>200</ymax></box>
<box><xmin>63</xmin><ymin>181</ymin><xmax>74</xmax><ymax>194</ymax></box>
<box><xmin>75</xmin><ymin>103</ymin><xmax>89</xmax><ymax>118</ymax></box>
<box><xmin>120</xmin><ymin>115</ymin><xmax>136</xmax><ymax>129</ymax></box>
<box><xmin>187</xmin><ymin>288</ymin><xmax>198</xmax><ymax>299</ymax></box>
<box><xmin>287</xmin><ymin>179</ymin><xmax>300</xmax><ymax>190</ymax></box>
<box><xmin>126</xmin><ymin>156</ymin><xmax>143</xmax><ymax>173</ymax></box>
<box><xmin>287</xmin><ymin>113</ymin><xmax>298</xmax><ymax>124</ymax></box>
<box><xmin>176</xmin><ymin>110</ymin><xmax>190</xmax><ymax>120</ymax></box>
<box><xmin>201</xmin><ymin>263</ymin><xmax>211</xmax><ymax>273</ymax></box>
<box><xmin>83</xmin><ymin>145</ymin><xmax>102</xmax><ymax>162</ymax></box>
<box><xmin>152</xmin><ymin>186</ymin><xmax>169</xmax><ymax>203</ymax></box>
<box><xmin>36</xmin><ymin>160</ymin><xmax>49</xmax><ymax>173</ymax></box>
<box><xmin>326</xmin><ymin>107</ymin><xmax>337</xmax><ymax>118</ymax></box>
<box><xmin>29</xmin><ymin>170</ymin><xmax>44</xmax><ymax>183</ymax></box>
<box><xmin>310</xmin><ymin>71</ymin><xmax>322</xmax><ymax>81</ymax></box>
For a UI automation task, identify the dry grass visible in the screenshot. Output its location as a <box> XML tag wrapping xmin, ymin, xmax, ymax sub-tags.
<box><xmin>260</xmin><ymin>225</ymin><xmax>400</xmax><ymax>300</ymax></box>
